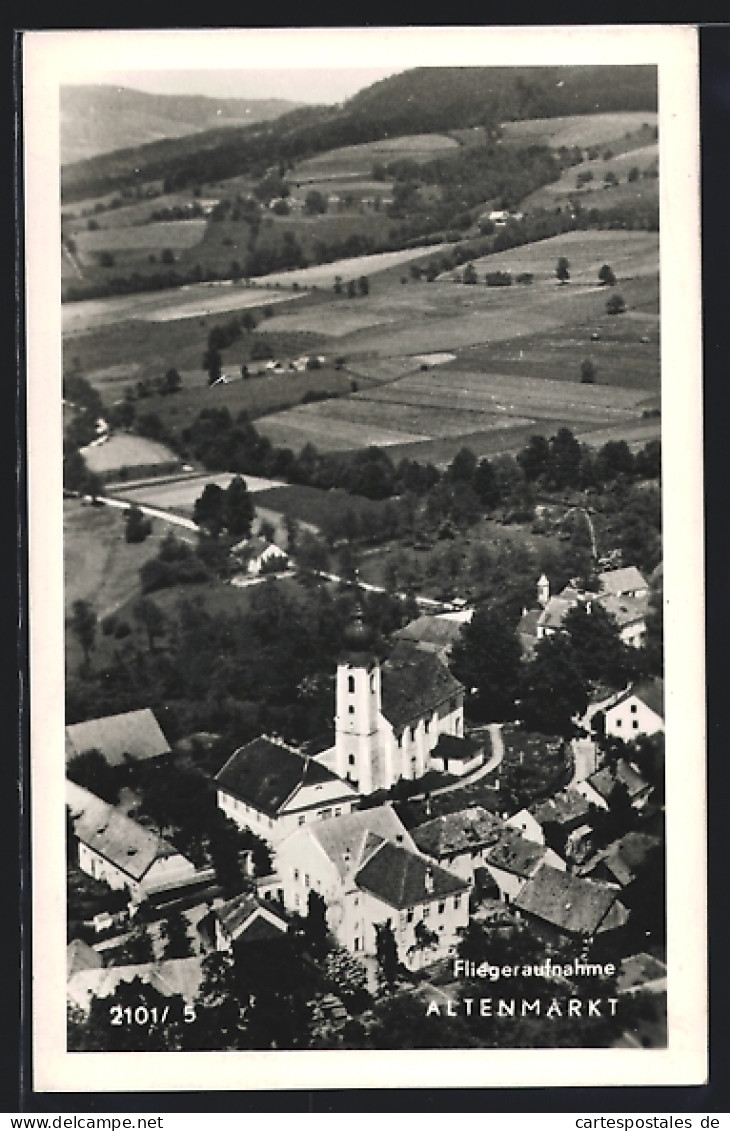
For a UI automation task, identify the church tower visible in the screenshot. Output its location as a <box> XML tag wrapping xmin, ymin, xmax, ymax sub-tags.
<box><xmin>334</xmin><ymin>603</ymin><xmax>382</xmax><ymax>795</ymax></box>
<box><xmin>537</xmin><ymin>573</ymin><xmax>550</xmax><ymax>608</ymax></box>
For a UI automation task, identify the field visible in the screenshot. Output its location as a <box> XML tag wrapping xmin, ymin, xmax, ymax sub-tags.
<box><xmin>63</xmin><ymin>282</ymin><xmax>308</xmax><ymax>335</ymax></box>
<box><xmin>500</xmin><ymin>112</ymin><xmax>658</xmax><ymax>150</ymax></box>
<box><xmin>521</xmin><ymin>145</ymin><xmax>659</xmax><ymax>214</ymax></box>
<box><xmin>291</xmin><ymin>135</ymin><xmax>458</xmax><ymax>181</ymax></box>
<box><xmin>74</xmin><ymin>221</ymin><xmax>207</xmax><ymax>263</ymax></box>
<box><xmin>244</xmin><ymin>243</ymin><xmax>452</xmax><ymax>289</ymax></box>
<box><xmin>110</xmin><ymin>471</ymin><xmax>286</xmax><ymax>517</ymax></box>
<box><xmin>81</xmin><ymin>433</ymin><xmax>180</xmax><ymax>480</ymax></box>
<box><xmin>252</xmin><ymin>484</ymin><xmax>392</xmax><ymax>531</ymax></box>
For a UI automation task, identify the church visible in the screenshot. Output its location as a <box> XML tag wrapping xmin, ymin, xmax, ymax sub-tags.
<box><xmin>314</xmin><ymin>606</ymin><xmax>467</xmax><ymax>794</ymax></box>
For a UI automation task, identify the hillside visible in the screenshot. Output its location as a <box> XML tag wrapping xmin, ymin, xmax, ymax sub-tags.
<box><xmin>61</xmin><ymin>65</ymin><xmax>657</xmax><ymax>204</ymax></box>
<box><xmin>61</xmin><ymin>85</ymin><xmax>304</xmax><ymax>165</ymax></box>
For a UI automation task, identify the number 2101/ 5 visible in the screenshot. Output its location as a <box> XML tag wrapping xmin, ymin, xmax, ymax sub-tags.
<box><xmin>109</xmin><ymin>1004</ymin><xmax>196</xmax><ymax>1026</ymax></box>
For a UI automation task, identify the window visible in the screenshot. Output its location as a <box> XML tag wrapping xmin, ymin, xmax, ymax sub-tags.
<box><xmin>354</xmin><ymin>937</ymin><xmax>362</xmax><ymax>952</ymax></box>
<box><xmin>616</xmin><ymin>718</ymin><xmax>622</xmax><ymax>727</ymax></box>
<box><xmin>630</xmin><ymin>703</ymin><xmax>638</xmax><ymax>713</ymax></box>
<box><xmin>370</xmin><ymin>674</ymin><xmax>375</xmax><ymax>693</ymax></box>
<box><xmin>348</xmin><ymin>704</ymin><xmax>355</xmax><ymax>715</ymax></box>
<box><xmin>406</xmin><ymin>908</ymin><xmax>414</xmax><ymax>923</ymax></box>
<box><xmin>632</xmin><ymin>720</ymin><xmax>639</xmax><ymax>730</ymax></box>
<box><xmin>348</xmin><ymin>675</ymin><xmax>355</xmax><ymax>694</ymax></box>
<box><xmin>397</xmin><ymin>734</ymin><xmax>403</xmax><ymax>749</ymax></box>
<box><xmin>353</xmin><ymin>896</ymin><xmax>359</xmax><ymax>908</ymax></box>
<box><xmin>453</xmin><ymin>896</ymin><xmax>460</xmax><ymax>910</ymax></box>
<box><xmin>334</xmin><ymin>808</ymin><xmax>341</xmax><ymax>817</ymax></box>
<box><xmin>304</xmin><ymin>874</ymin><xmax>310</xmax><ymax>888</ymax></box>
<box><xmin>423</xmin><ymin>905</ymin><xmax>430</xmax><ymax>919</ymax></box>
<box><xmin>293</xmin><ymin>869</ymin><xmax>299</xmax><ymax>882</ymax></box>
<box><xmin>348</xmin><ymin>754</ymin><xmax>355</xmax><ymax>766</ymax></box>
<box><xmin>424</xmin><ymin>718</ymin><xmax>430</xmax><ymax>734</ymax></box>
<box><xmin>319</xmin><ymin>808</ymin><xmax>332</xmax><ymax>821</ymax></box>
<box><xmin>438</xmin><ymin>902</ymin><xmax>445</xmax><ymax>915</ymax></box>
<box><xmin>298</xmin><ymin>815</ymin><xmax>306</xmax><ymax>827</ymax></box>
<box><xmin>410</xmin><ymin>725</ymin><xmax>417</xmax><ymax>742</ymax></box>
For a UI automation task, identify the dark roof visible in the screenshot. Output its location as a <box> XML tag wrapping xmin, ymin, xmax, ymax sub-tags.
<box><xmin>308</xmin><ymin>805</ymin><xmax>415</xmax><ymax>880</ymax></box>
<box><xmin>411</xmin><ymin>806</ymin><xmax>503</xmax><ymax>859</ymax></box>
<box><xmin>514</xmin><ymin>866</ymin><xmax>623</xmax><ymax>936</ymax></box>
<box><xmin>355</xmin><ymin>841</ymin><xmax>468</xmax><ymax>910</ymax></box>
<box><xmin>532</xmin><ymin>789</ymin><xmax>592</xmax><ymax>828</ymax></box>
<box><xmin>587</xmin><ymin>758</ymin><xmax>651</xmax><ymax>804</ymax></box>
<box><xmin>432</xmin><ymin>734</ymin><xmax>483</xmax><ymax>761</ymax></box>
<box><xmin>484</xmin><ymin>830</ymin><xmax>548</xmax><ymax>878</ymax></box>
<box><xmin>214</xmin><ymin>737</ymin><xmax>351</xmax><ymax>817</ymax></box>
<box><xmin>594</xmin><ymin>831</ymin><xmax>662</xmax><ymax>887</ymax></box>
<box><xmin>217</xmin><ymin>892</ymin><xmax>288</xmax><ymax>943</ymax></box>
<box><xmin>381</xmin><ymin>642</ymin><xmax>463</xmax><ymax>730</ymax></box>
<box><xmin>65</xmin><ymin>708</ymin><xmax>170</xmax><ymax>766</ymax></box>
<box><xmin>610</xmin><ymin>678</ymin><xmax>664</xmax><ymax>719</ymax></box>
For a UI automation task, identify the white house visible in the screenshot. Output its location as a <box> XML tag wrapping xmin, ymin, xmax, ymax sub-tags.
<box><xmin>231</xmin><ymin>536</ymin><xmax>289</xmax><ymax>576</ymax></box>
<box><xmin>601</xmin><ymin>678</ymin><xmax>664</xmax><ymax>739</ymax></box>
<box><xmin>316</xmin><ymin>612</ymin><xmax>465</xmax><ymax>795</ymax></box>
<box><xmin>66</xmin><ymin>780</ymin><xmax>197</xmax><ymax>904</ymax></box>
<box><xmin>274</xmin><ymin>805</ymin><xmax>469</xmax><ymax>970</ymax></box>
<box><xmin>215</xmin><ymin>736</ymin><xmax>360</xmax><ymax>845</ymax></box>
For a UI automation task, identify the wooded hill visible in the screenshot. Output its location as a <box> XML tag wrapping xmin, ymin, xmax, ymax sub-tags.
<box><xmin>61</xmin><ymin>65</ymin><xmax>657</xmax><ymax>203</ymax></box>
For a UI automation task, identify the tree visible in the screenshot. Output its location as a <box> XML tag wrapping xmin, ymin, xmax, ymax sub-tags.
<box><xmin>203</xmin><ymin>346</ymin><xmax>222</xmax><ymax>385</ymax></box>
<box><xmin>66</xmin><ymin>749</ymin><xmax>119</xmax><ymax>805</ymax></box>
<box><xmin>519</xmin><ymin>633</ymin><xmax>590</xmax><ymax>737</ymax></box>
<box><xmin>164</xmin><ymin>367</ymin><xmax>182</xmax><ymax>394</ymax></box>
<box><xmin>580</xmin><ymin>359</ymin><xmax>596</xmax><ymax>384</ymax></box>
<box><xmin>561</xmin><ymin>601</ymin><xmax>637</xmax><ymax>690</ymax></box>
<box><xmin>517</xmin><ymin>434</ymin><xmax>551</xmax><ymax>483</ymax></box>
<box><xmin>70</xmin><ymin>599</ymin><xmax>97</xmax><ymax>671</ymax></box>
<box><xmin>160</xmin><ymin>908</ymin><xmax>193</xmax><ymax>959</ymax></box>
<box><xmin>304</xmin><ymin>189</ymin><xmax>327</xmax><ymax>216</ymax></box>
<box><xmin>548</xmin><ymin>428</ymin><xmax>583</xmax><ymax>490</ymax></box>
<box><xmin>450</xmin><ymin>605</ymin><xmax>523</xmax><ymax>722</ymax></box>
<box><xmin>133</xmin><ymin>597</ymin><xmax>167</xmax><ymax>653</ymax></box>
<box><xmin>598</xmin><ymin>263</ymin><xmax>616</xmax><ymax>286</ymax></box>
<box><xmin>193</xmin><ymin>483</ymin><xmax>225</xmax><ymax>536</ymax></box>
<box><xmin>374</xmin><ymin>920</ymin><xmax>400</xmax><ymax>993</ymax></box>
<box><xmin>303</xmin><ymin>890</ymin><xmax>329</xmax><ymax>957</ymax></box>
<box><xmin>125</xmin><ymin>505</ymin><xmax>151</xmax><ymax>544</ymax></box>
<box><xmin>606</xmin><ymin>293</ymin><xmax>626</xmax><ymax>315</ymax></box>
<box><xmin>463</xmin><ymin>262</ymin><xmax>478</xmax><ymax>285</ymax></box>
<box><xmin>223</xmin><ymin>476</ymin><xmax>255</xmax><ymax>539</ymax></box>
<box><xmin>556</xmin><ymin>256</ymin><xmax>571</xmax><ymax>284</ymax></box>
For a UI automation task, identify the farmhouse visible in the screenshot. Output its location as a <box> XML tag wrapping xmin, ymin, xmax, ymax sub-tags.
<box><xmin>66</xmin><ymin>780</ymin><xmax>197</xmax><ymax>903</ymax></box>
<box><xmin>599</xmin><ymin>678</ymin><xmax>664</xmax><ymax>739</ymax></box>
<box><xmin>65</xmin><ymin>708</ymin><xmax>171</xmax><ymax>768</ymax></box>
<box><xmin>526</xmin><ymin>566</ymin><xmax>651</xmax><ymax>650</ymax></box>
<box><xmin>316</xmin><ymin>610</ymin><xmax>465</xmax><ymax>795</ymax></box>
<box><xmin>513</xmin><ymin>865</ymin><xmax>629</xmax><ymax>945</ymax></box>
<box><xmin>215</xmin><ymin>736</ymin><xmax>360</xmax><ymax>845</ymax></box>
<box><xmin>274</xmin><ymin>805</ymin><xmax>469</xmax><ymax>967</ymax></box>
<box><xmin>411</xmin><ymin>806</ymin><xmax>504</xmax><ymax>883</ymax></box>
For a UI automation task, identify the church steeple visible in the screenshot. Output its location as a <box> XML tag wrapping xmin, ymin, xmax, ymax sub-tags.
<box><xmin>335</xmin><ymin>587</ymin><xmax>382</xmax><ymax>794</ymax></box>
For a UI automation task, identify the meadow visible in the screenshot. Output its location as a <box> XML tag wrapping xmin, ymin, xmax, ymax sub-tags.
<box><xmin>291</xmin><ymin>134</ymin><xmax>458</xmax><ymax>181</ymax></box>
<box><xmin>112</xmin><ymin>471</ymin><xmax>285</xmax><ymax>516</ymax></box>
<box><xmin>500</xmin><ymin>112</ymin><xmax>658</xmax><ymax>150</ymax></box>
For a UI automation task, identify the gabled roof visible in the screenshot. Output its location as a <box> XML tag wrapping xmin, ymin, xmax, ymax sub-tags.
<box><xmin>514</xmin><ymin>865</ymin><xmax>623</xmax><ymax>936</ymax></box>
<box><xmin>67</xmin><ymin>938</ymin><xmax>103</xmax><ymax>979</ymax></box>
<box><xmin>66</xmin><ymin>780</ymin><xmax>186</xmax><ymax>882</ymax></box>
<box><xmin>537</xmin><ymin>596</ymin><xmax>576</xmax><ymax>632</ymax></box>
<box><xmin>587</xmin><ymin>758</ymin><xmax>651</xmax><ymax>804</ymax></box>
<box><xmin>65</xmin><ymin>708</ymin><xmax>170</xmax><ymax>767</ymax></box>
<box><xmin>609</xmin><ymin>678</ymin><xmax>664</xmax><ymax>719</ymax></box>
<box><xmin>411</xmin><ymin>806</ymin><xmax>503</xmax><ymax>859</ymax></box>
<box><xmin>216</xmin><ymin>892</ymin><xmax>288</xmax><ymax>943</ymax></box>
<box><xmin>307</xmin><ymin>805</ymin><xmax>415</xmax><ymax>881</ymax></box>
<box><xmin>593</xmin><ymin>831</ymin><xmax>662</xmax><ymax>887</ymax></box>
<box><xmin>598</xmin><ymin>566</ymin><xmax>648</xmax><ymax>596</ymax></box>
<box><xmin>532</xmin><ymin>789</ymin><xmax>593</xmax><ymax>828</ymax></box>
<box><xmin>484</xmin><ymin>829</ymin><xmax>548</xmax><ymax>879</ymax></box>
<box><xmin>381</xmin><ymin>642</ymin><xmax>463</xmax><ymax>730</ymax></box>
<box><xmin>598</xmin><ymin>592</ymin><xmax>648</xmax><ymax>628</ymax></box>
<box><xmin>355</xmin><ymin>841</ymin><xmax>468</xmax><ymax>910</ymax></box>
<box><xmin>393</xmin><ymin>616</ymin><xmax>464</xmax><ymax>656</ymax></box>
<box><xmin>67</xmin><ymin>956</ymin><xmax>203</xmax><ymax>1013</ymax></box>
<box><xmin>214</xmin><ymin>737</ymin><xmax>354</xmax><ymax>817</ymax></box>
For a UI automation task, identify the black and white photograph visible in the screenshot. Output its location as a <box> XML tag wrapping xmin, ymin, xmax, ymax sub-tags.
<box><xmin>23</xmin><ymin>26</ymin><xmax>706</xmax><ymax>1094</ymax></box>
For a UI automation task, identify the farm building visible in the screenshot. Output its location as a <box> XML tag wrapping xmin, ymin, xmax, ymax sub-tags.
<box><xmin>66</xmin><ymin>780</ymin><xmax>197</xmax><ymax>903</ymax></box>
<box><xmin>315</xmin><ymin>609</ymin><xmax>466</xmax><ymax>795</ymax></box>
<box><xmin>65</xmin><ymin>708</ymin><xmax>171</xmax><ymax>768</ymax></box>
<box><xmin>599</xmin><ymin>678</ymin><xmax>664</xmax><ymax>739</ymax></box>
<box><xmin>513</xmin><ymin>865</ymin><xmax>629</xmax><ymax>946</ymax></box>
<box><xmin>79</xmin><ymin>433</ymin><xmax>181</xmax><ymax>484</ymax></box>
<box><xmin>274</xmin><ymin>804</ymin><xmax>469</xmax><ymax>969</ymax></box>
<box><xmin>214</xmin><ymin>736</ymin><xmax>360</xmax><ymax>845</ymax></box>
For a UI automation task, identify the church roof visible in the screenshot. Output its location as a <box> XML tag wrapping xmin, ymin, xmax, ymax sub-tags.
<box><xmin>380</xmin><ymin>642</ymin><xmax>463</xmax><ymax>730</ymax></box>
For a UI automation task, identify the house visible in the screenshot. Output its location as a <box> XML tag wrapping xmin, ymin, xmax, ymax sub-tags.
<box><xmin>392</xmin><ymin>614</ymin><xmax>465</xmax><ymax>661</ymax></box>
<box><xmin>526</xmin><ymin>567</ymin><xmax>650</xmax><ymax>650</ymax></box>
<box><xmin>316</xmin><ymin>611</ymin><xmax>465</xmax><ymax>794</ymax></box>
<box><xmin>571</xmin><ymin>758</ymin><xmax>653</xmax><ymax>813</ymax></box>
<box><xmin>581</xmin><ymin>831</ymin><xmax>662</xmax><ymax>888</ymax></box>
<box><xmin>231</xmin><ymin>536</ymin><xmax>289</xmax><ymax>576</ymax></box>
<box><xmin>66</xmin><ymin>780</ymin><xmax>197</xmax><ymax>903</ymax></box>
<box><xmin>513</xmin><ymin>865</ymin><xmax>629</xmax><ymax>944</ymax></box>
<box><xmin>215</xmin><ymin>736</ymin><xmax>360</xmax><ymax>845</ymax></box>
<box><xmin>600</xmin><ymin>678</ymin><xmax>664</xmax><ymax>739</ymax></box>
<box><xmin>67</xmin><ymin>938</ymin><xmax>103</xmax><ymax>980</ymax></box>
<box><xmin>483</xmin><ymin>828</ymin><xmax>565</xmax><ymax>904</ymax></box>
<box><xmin>212</xmin><ymin>892</ymin><xmax>289</xmax><ymax>952</ymax></box>
<box><xmin>275</xmin><ymin>805</ymin><xmax>468</xmax><ymax>969</ymax></box>
<box><xmin>411</xmin><ymin>805</ymin><xmax>504</xmax><ymax>882</ymax></box>
<box><xmin>65</xmin><ymin>708</ymin><xmax>171</xmax><ymax>768</ymax></box>
<box><xmin>67</xmin><ymin>956</ymin><xmax>203</xmax><ymax>1014</ymax></box>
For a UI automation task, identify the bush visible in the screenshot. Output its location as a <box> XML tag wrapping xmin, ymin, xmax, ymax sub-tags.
<box><xmin>485</xmin><ymin>271</ymin><xmax>513</xmax><ymax>287</ymax></box>
<box><xmin>114</xmin><ymin>621</ymin><xmax>131</xmax><ymax>639</ymax></box>
<box><xmin>606</xmin><ymin>294</ymin><xmax>627</xmax><ymax>315</ymax></box>
<box><xmin>516</xmin><ymin>272</ymin><xmax>534</xmax><ymax>284</ymax></box>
